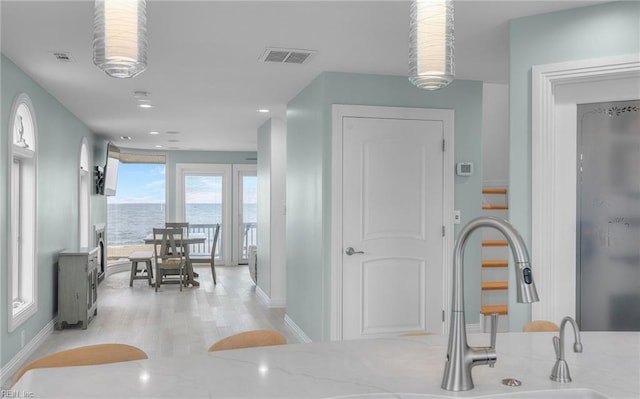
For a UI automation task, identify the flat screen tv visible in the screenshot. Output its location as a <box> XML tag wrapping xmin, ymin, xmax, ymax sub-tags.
<box><xmin>103</xmin><ymin>143</ymin><xmax>120</xmax><ymax>196</ymax></box>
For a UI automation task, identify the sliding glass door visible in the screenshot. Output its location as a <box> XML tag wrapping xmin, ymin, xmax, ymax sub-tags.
<box><xmin>176</xmin><ymin>164</ymin><xmax>230</xmax><ymax>264</ymax></box>
<box><xmin>184</xmin><ymin>174</ymin><xmax>224</xmax><ymax>261</ymax></box>
<box><xmin>176</xmin><ymin>163</ymin><xmax>256</xmax><ymax>266</ymax></box>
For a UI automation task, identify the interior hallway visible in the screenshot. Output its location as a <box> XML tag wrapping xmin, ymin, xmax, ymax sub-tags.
<box><xmin>22</xmin><ymin>265</ymin><xmax>299</xmax><ymax>368</ymax></box>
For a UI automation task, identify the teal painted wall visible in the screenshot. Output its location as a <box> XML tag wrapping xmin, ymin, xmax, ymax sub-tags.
<box><xmin>1</xmin><ymin>55</ymin><xmax>105</xmax><ymax>367</ymax></box>
<box><xmin>257</xmin><ymin>120</ymin><xmax>272</xmax><ymax>295</ymax></box>
<box><xmin>287</xmin><ymin>75</ymin><xmax>328</xmax><ymax>340</ymax></box>
<box><xmin>509</xmin><ymin>1</ymin><xmax>640</xmax><ymax>331</ymax></box>
<box><xmin>287</xmin><ymin>72</ymin><xmax>484</xmax><ymax>341</ymax></box>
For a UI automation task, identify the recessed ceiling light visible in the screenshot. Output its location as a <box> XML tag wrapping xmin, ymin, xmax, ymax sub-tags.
<box><xmin>149</xmin><ymin>131</ymin><xmax>159</xmax><ymax>135</ymax></box>
<box><xmin>120</xmin><ymin>136</ymin><xmax>132</xmax><ymax>140</ymax></box>
<box><xmin>257</xmin><ymin>109</ymin><xmax>270</xmax><ymax>113</ymax></box>
<box><xmin>154</xmin><ymin>145</ymin><xmax>162</xmax><ymax>148</ymax></box>
<box><xmin>139</xmin><ymin>103</ymin><xmax>153</xmax><ymax>109</ymax></box>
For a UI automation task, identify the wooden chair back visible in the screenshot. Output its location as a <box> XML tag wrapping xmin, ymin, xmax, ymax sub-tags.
<box><xmin>153</xmin><ymin>227</ymin><xmax>186</xmax><ymax>291</ymax></box>
<box><xmin>165</xmin><ymin>222</ymin><xmax>189</xmax><ymax>237</ymax></box>
<box><xmin>153</xmin><ymin>228</ymin><xmax>184</xmax><ymax>263</ymax></box>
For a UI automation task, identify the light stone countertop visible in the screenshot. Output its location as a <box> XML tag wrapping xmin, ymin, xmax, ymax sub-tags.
<box><xmin>12</xmin><ymin>332</ymin><xmax>639</xmax><ymax>398</ymax></box>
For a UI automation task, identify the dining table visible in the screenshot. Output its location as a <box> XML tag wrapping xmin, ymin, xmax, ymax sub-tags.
<box><xmin>144</xmin><ymin>232</ymin><xmax>207</xmax><ymax>287</ymax></box>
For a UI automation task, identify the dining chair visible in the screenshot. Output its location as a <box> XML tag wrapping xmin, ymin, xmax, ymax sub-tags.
<box><xmin>210</xmin><ymin>224</ymin><xmax>221</xmax><ymax>285</ymax></box>
<box><xmin>165</xmin><ymin>222</ymin><xmax>190</xmax><ymax>236</ymax></box>
<box><xmin>165</xmin><ymin>222</ymin><xmax>189</xmax><ymax>255</ymax></box>
<box><xmin>12</xmin><ymin>343</ymin><xmax>147</xmax><ymax>387</ymax></box>
<box><xmin>208</xmin><ymin>329</ymin><xmax>287</xmax><ymax>352</ymax></box>
<box><xmin>153</xmin><ymin>227</ymin><xmax>187</xmax><ymax>292</ymax></box>
<box><xmin>522</xmin><ymin>320</ymin><xmax>560</xmax><ymax>332</ymax></box>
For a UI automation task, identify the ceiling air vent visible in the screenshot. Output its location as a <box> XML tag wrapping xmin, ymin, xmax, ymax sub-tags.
<box><xmin>259</xmin><ymin>47</ymin><xmax>316</xmax><ymax>65</ymax></box>
<box><xmin>51</xmin><ymin>51</ymin><xmax>74</xmax><ymax>62</ymax></box>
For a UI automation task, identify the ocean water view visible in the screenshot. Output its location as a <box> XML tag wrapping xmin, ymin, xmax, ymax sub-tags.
<box><xmin>107</xmin><ymin>203</ymin><xmax>256</xmax><ymax>246</ymax></box>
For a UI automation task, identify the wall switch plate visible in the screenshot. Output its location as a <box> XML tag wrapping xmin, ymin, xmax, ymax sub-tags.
<box><xmin>454</xmin><ymin>210</ymin><xmax>461</xmax><ymax>224</ymax></box>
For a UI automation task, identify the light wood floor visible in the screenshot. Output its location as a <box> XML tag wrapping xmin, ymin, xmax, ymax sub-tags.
<box><xmin>24</xmin><ymin>264</ymin><xmax>299</xmax><ymax>365</ymax></box>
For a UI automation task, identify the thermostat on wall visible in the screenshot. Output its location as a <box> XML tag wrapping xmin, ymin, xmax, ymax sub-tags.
<box><xmin>456</xmin><ymin>162</ymin><xmax>474</xmax><ymax>176</ymax></box>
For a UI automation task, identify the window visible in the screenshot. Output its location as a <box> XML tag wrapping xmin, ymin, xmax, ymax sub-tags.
<box><xmin>8</xmin><ymin>93</ymin><xmax>38</xmax><ymax>332</ymax></box>
<box><xmin>106</xmin><ymin>154</ymin><xmax>166</xmax><ymax>264</ymax></box>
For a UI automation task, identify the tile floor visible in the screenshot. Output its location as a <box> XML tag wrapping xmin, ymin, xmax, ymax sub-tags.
<box><xmin>23</xmin><ymin>264</ymin><xmax>299</xmax><ymax>365</ymax></box>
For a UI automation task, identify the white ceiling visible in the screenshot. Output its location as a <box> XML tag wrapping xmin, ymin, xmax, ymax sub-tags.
<box><xmin>1</xmin><ymin>1</ymin><xmax>608</xmax><ymax>152</ymax></box>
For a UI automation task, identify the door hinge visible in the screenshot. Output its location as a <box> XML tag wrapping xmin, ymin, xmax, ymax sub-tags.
<box><xmin>442</xmin><ymin>310</ymin><xmax>445</xmax><ymax>322</ymax></box>
<box><xmin>442</xmin><ymin>226</ymin><xmax>445</xmax><ymax>237</ymax></box>
<box><xmin>442</xmin><ymin>139</ymin><xmax>445</xmax><ymax>152</ymax></box>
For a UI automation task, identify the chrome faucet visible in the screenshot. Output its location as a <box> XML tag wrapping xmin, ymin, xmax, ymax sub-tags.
<box><xmin>441</xmin><ymin>216</ymin><xmax>540</xmax><ymax>391</ymax></box>
<box><xmin>550</xmin><ymin>316</ymin><xmax>583</xmax><ymax>383</ymax></box>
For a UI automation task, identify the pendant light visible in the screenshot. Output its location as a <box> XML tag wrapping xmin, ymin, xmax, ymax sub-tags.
<box><xmin>93</xmin><ymin>0</ymin><xmax>148</xmax><ymax>79</ymax></box>
<box><xmin>409</xmin><ymin>0</ymin><xmax>455</xmax><ymax>90</ymax></box>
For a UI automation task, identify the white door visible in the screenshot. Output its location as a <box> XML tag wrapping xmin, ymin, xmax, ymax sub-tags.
<box><xmin>341</xmin><ymin>115</ymin><xmax>446</xmax><ymax>340</ymax></box>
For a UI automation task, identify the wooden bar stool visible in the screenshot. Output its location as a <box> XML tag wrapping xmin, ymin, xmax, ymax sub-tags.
<box><xmin>208</xmin><ymin>330</ymin><xmax>287</xmax><ymax>352</ymax></box>
<box><xmin>12</xmin><ymin>343</ymin><xmax>148</xmax><ymax>387</ymax></box>
<box><xmin>128</xmin><ymin>251</ymin><xmax>154</xmax><ymax>286</ymax></box>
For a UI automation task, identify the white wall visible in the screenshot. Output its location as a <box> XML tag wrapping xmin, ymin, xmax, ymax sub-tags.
<box><xmin>256</xmin><ymin>118</ymin><xmax>287</xmax><ymax>307</ymax></box>
<box><xmin>269</xmin><ymin>118</ymin><xmax>287</xmax><ymax>306</ymax></box>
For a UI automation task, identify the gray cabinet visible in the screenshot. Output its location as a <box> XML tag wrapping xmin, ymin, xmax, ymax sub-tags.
<box><xmin>56</xmin><ymin>247</ymin><xmax>98</xmax><ymax>330</ymax></box>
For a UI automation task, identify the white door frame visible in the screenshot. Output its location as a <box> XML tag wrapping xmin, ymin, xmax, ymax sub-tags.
<box><xmin>232</xmin><ymin>164</ymin><xmax>257</xmax><ymax>264</ymax></box>
<box><xmin>531</xmin><ymin>54</ymin><xmax>640</xmax><ymax>323</ymax></box>
<box><xmin>330</xmin><ymin>104</ymin><xmax>455</xmax><ymax>341</ymax></box>
<box><xmin>78</xmin><ymin>137</ymin><xmax>91</xmax><ymax>248</ymax></box>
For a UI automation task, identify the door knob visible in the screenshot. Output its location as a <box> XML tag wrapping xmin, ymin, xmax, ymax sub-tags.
<box><xmin>345</xmin><ymin>247</ymin><xmax>364</xmax><ymax>256</ymax></box>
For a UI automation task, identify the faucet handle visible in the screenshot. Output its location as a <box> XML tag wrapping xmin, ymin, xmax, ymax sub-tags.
<box><xmin>553</xmin><ymin>335</ymin><xmax>560</xmax><ymax>359</ymax></box>
<box><xmin>490</xmin><ymin>313</ymin><xmax>498</xmax><ymax>349</ymax></box>
<box><xmin>489</xmin><ymin>313</ymin><xmax>498</xmax><ymax>368</ymax></box>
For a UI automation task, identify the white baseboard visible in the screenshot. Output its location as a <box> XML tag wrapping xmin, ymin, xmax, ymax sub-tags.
<box><xmin>255</xmin><ymin>285</ymin><xmax>286</xmax><ymax>308</ymax></box>
<box><xmin>1</xmin><ymin>317</ymin><xmax>56</xmax><ymax>388</ymax></box>
<box><xmin>255</xmin><ymin>285</ymin><xmax>270</xmax><ymax>306</ymax></box>
<box><xmin>284</xmin><ymin>314</ymin><xmax>312</xmax><ymax>343</ymax></box>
